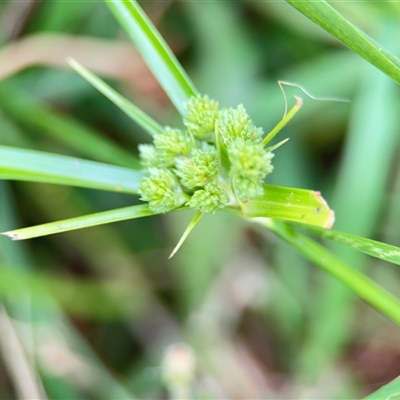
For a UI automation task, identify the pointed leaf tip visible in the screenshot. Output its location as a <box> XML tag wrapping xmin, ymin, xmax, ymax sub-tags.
<box><xmin>169</xmin><ymin>211</ymin><xmax>203</xmax><ymax>259</ymax></box>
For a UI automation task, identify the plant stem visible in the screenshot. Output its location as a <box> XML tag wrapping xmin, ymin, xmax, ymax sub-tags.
<box><xmin>262</xmin><ymin>97</ymin><xmax>303</xmax><ymax>146</ymax></box>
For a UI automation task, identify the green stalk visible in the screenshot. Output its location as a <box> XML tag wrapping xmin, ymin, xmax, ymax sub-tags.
<box><xmin>262</xmin><ymin>97</ymin><xmax>303</xmax><ymax>146</ymax></box>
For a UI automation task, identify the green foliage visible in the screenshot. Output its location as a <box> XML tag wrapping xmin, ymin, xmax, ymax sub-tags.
<box><xmin>1</xmin><ymin>0</ymin><xmax>400</xmax><ymax>399</ymax></box>
<box><xmin>285</xmin><ymin>0</ymin><xmax>400</xmax><ymax>84</ymax></box>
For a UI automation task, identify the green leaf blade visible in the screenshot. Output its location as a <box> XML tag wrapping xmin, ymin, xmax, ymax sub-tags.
<box><xmin>68</xmin><ymin>59</ymin><xmax>163</xmax><ymax>137</ymax></box>
<box><xmin>285</xmin><ymin>0</ymin><xmax>400</xmax><ymax>84</ymax></box>
<box><xmin>299</xmin><ymin>225</ymin><xmax>400</xmax><ymax>267</ymax></box>
<box><xmin>244</xmin><ymin>184</ymin><xmax>335</xmax><ymax>228</ymax></box>
<box><xmin>0</xmin><ymin>145</ymin><xmax>144</xmax><ymax>194</ymax></box>
<box><xmin>2</xmin><ymin>204</ymin><xmax>157</xmax><ymax>240</ymax></box>
<box><xmin>261</xmin><ymin>219</ymin><xmax>400</xmax><ymax>326</ymax></box>
<box><xmin>106</xmin><ymin>0</ymin><xmax>198</xmax><ymax>114</ymax></box>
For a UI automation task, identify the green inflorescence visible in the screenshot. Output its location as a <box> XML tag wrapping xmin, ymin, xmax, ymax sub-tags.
<box><xmin>138</xmin><ymin>95</ymin><xmax>276</xmax><ymax>214</ymax></box>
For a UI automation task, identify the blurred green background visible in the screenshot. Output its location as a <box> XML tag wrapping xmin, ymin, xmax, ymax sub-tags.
<box><xmin>0</xmin><ymin>1</ymin><xmax>400</xmax><ymax>398</ymax></box>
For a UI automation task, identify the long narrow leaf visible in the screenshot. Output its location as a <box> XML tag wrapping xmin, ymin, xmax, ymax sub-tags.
<box><xmin>298</xmin><ymin>225</ymin><xmax>400</xmax><ymax>267</ymax></box>
<box><xmin>0</xmin><ymin>145</ymin><xmax>143</xmax><ymax>194</ymax></box>
<box><xmin>243</xmin><ymin>184</ymin><xmax>334</xmax><ymax>228</ymax></box>
<box><xmin>285</xmin><ymin>0</ymin><xmax>400</xmax><ymax>84</ymax></box>
<box><xmin>296</xmin><ymin>28</ymin><xmax>400</xmax><ymax>379</ymax></box>
<box><xmin>68</xmin><ymin>59</ymin><xmax>163</xmax><ymax>137</ymax></box>
<box><xmin>259</xmin><ymin>219</ymin><xmax>400</xmax><ymax>325</ymax></box>
<box><xmin>106</xmin><ymin>0</ymin><xmax>198</xmax><ymax>114</ymax></box>
<box><xmin>2</xmin><ymin>204</ymin><xmax>157</xmax><ymax>240</ymax></box>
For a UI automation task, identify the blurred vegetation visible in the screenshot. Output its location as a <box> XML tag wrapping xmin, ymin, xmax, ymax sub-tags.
<box><xmin>0</xmin><ymin>1</ymin><xmax>400</xmax><ymax>399</ymax></box>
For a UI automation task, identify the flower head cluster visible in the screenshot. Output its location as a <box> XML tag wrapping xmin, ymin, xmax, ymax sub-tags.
<box><xmin>138</xmin><ymin>168</ymin><xmax>186</xmax><ymax>213</ymax></box>
<box><xmin>184</xmin><ymin>95</ymin><xmax>219</xmax><ymax>140</ymax></box>
<box><xmin>139</xmin><ymin>127</ymin><xmax>192</xmax><ymax>168</ymax></box>
<box><xmin>138</xmin><ymin>95</ymin><xmax>275</xmax><ymax>214</ymax></box>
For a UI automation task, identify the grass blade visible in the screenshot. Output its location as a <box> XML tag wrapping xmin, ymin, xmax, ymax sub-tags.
<box><xmin>299</xmin><ymin>225</ymin><xmax>400</xmax><ymax>267</ymax></box>
<box><xmin>106</xmin><ymin>0</ymin><xmax>198</xmax><ymax>114</ymax></box>
<box><xmin>259</xmin><ymin>219</ymin><xmax>400</xmax><ymax>326</ymax></box>
<box><xmin>243</xmin><ymin>184</ymin><xmax>334</xmax><ymax>228</ymax></box>
<box><xmin>68</xmin><ymin>59</ymin><xmax>163</xmax><ymax>137</ymax></box>
<box><xmin>2</xmin><ymin>204</ymin><xmax>156</xmax><ymax>240</ymax></box>
<box><xmin>285</xmin><ymin>0</ymin><xmax>400</xmax><ymax>84</ymax></box>
<box><xmin>0</xmin><ymin>145</ymin><xmax>143</xmax><ymax>194</ymax></box>
<box><xmin>296</xmin><ymin>24</ymin><xmax>400</xmax><ymax>381</ymax></box>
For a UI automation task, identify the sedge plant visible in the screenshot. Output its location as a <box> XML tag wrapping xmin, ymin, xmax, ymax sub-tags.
<box><xmin>1</xmin><ymin>1</ymin><xmax>400</xmax><ymax>398</ymax></box>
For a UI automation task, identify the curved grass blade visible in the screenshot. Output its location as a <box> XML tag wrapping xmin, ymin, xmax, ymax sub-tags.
<box><xmin>106</xmin><ymin>0</ymin><xmax>198</xmax><ymax>114</ymax></box>
<box><xmin>0</xmin><ymin>145</ymin><xmax>143</xmax><ymax>194</ymax></box>
<box><xmin>259</xmin><ymin>219</ymin><xmax>400</xmax><ymax>326</ymax></box>
<box><xmin>68</xmin><ymin>59</ymin><xmax>163</xmax><ymax>137</ymax></box>
<box><xmin>298</xmin><ymin>225</ymin><xmax>400</xmax><ymax>267</ymax></box>
<box><xmin>285</xmin><ymin>0</ymin><xmax>400</xmax><ymax>84</ymax></box>
<box><xmin>243</xmin><ymin>184</ymin><xmax>334</xmax><ymax>228</ymax></box>
<box><xmin>2</xmin><ymin>204</ymin><xmax>156</xmax><ymax>240</ymax></box>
